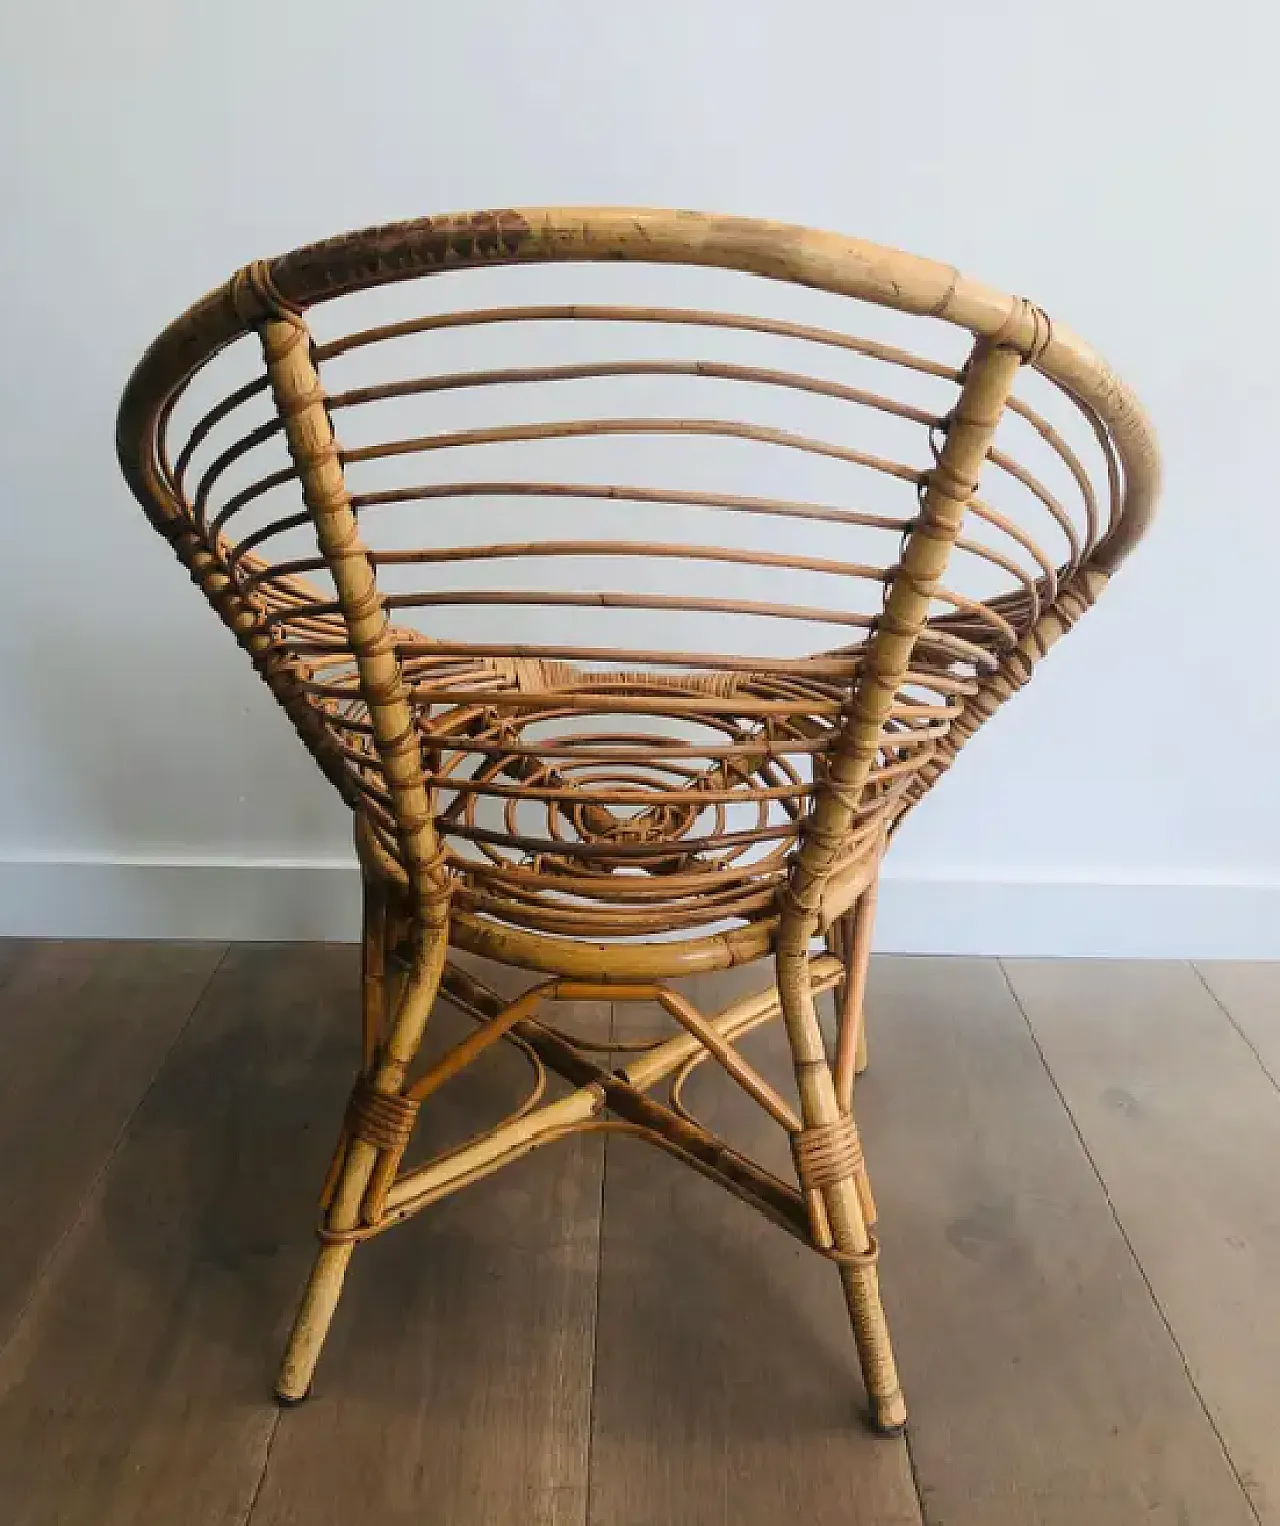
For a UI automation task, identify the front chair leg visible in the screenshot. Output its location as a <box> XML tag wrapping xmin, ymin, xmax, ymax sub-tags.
<box><xmin>797</xmin><ymin>1122</ymin><xmax>905</xmax><ymax>1434</ymax></box>
<box><xmin>276</xmin><ymin>913</ymin><xmax>446</xmax><ymax>1404</ymax></box>
<box><xmin>779</xmin><ymin>944</ymin><xmax>906</xmax><ymax>1434</ymax></box>
<box><xmin>276</xmin><ymin>1139</ymin><xmax>380</xmax><ymax>1404</ymax></box>
<box><xmin>829</xmin><ymin>1181</ymin><xmax>905</xmax><ymax>1434</ymax></box>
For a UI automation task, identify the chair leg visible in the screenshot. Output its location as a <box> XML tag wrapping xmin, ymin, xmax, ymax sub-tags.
<box><xmin>276</xmin><ymin>1218</ymin><xmax>362</xmax><ymax>1403</ymax></box>
<box><xmin>818</xmin><ymin>1152</ymin><xmax>905</xmax><ymax>1433</ymax></box>
<box><xmin>851</xmin><ymin>876</ymin><xmax>878</xmax><ymax>1078</ymax></box>
<box><xmin>778</xmin><ymin>945</ymin><xmax>906</xmax><ymax>1434</ymax></box>
<box><xmin>276</xmin><ymin>908</ymin><xmax>446</xmax><ymax>1404</ymax></box>
<box><xmin>829</xmin><ymin>876</ymin><xmax>878</xmax><ymax>1108</ymax></box>
<box><xmin>832</xmin><ymin>1211</ymin><xmax>906</xmax><ymax>1434</ymax></box>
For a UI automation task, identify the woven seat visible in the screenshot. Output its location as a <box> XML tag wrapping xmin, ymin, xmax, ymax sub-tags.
<box><xmin>354</xmin><ymin>648</ymin><xmax>875</xmax><ymax>962</ymax></box>
<box><xmin>118</xmin><ymin>207</ymin><xmax>1158</xmax><ymax>1438</ymax></box>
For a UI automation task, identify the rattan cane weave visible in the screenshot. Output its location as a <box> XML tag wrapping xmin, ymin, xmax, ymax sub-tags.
<box><xmin>118</xmin><ymin>208</ymin><xmax>1159</xmax><ymax>1436</ymax></box>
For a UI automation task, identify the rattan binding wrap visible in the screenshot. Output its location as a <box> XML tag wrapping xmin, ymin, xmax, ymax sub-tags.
<box><xmin>117</xmin><ymin>207</ymin><xmax>1159</xmax><ymax>1441</ymax></box>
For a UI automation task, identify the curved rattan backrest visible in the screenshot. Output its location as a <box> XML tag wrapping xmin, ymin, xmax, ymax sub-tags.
<box><xmin>118</xmin><ymin>209</ymin><xmax>1159</xmax><ymax>964</ymax></box>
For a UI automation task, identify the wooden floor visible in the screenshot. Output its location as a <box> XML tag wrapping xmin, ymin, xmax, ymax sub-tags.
<box><xmin>0</xmin><ymin>941</ymin><xmax>1276</xmax><ymax>1525</ymax></box>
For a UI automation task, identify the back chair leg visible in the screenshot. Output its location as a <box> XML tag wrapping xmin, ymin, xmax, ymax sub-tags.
<box><xmin>276</xmin><ymin>900</ymin><xmax>446</xmax><ymax>1404</ymax></box>
<box><xmin>826</xmin><ymin>877</ymin><xmax>879</xmax><ymax>1109</ymax></box>
<box><xmin>849</xmin><ymin>878</ymin><xmax>878</xmax><ymax>1078</ymax></box>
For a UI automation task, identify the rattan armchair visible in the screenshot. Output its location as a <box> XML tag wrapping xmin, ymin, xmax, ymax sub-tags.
<box><xmin>117</xmin><ymin>208</ymin><xmax>1159</xmax><ymax>1435</ymax></box>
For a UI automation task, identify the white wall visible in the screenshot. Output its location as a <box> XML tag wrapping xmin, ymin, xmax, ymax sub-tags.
<box><xmin>0</xmin><ymin>0</ymin><xmax>1276</xmax><ymax>955</ymax></box>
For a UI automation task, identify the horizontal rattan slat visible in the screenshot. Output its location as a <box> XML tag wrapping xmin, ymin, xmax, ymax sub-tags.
<box><xmin>118</xmin><ymin>206</ymin><xmax>1159</xmax><ymax>958</ymax></box>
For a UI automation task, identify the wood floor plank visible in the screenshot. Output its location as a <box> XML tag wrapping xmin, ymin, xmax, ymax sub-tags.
<box><xmin>1195</xmin><ymin>961</ymin><xmax>1280</xmax><ymax>1088</ymax></box>
<box><xmin>0</xmin><ymin>943</ymin><xmax>359</xmax><ymax>1526</ymax></box>
<box><xmin>0</xmin><ymin>937</ymin><xmax>25</xmax><ymax>991</ymax></box>
<box><xmin>1004</xmin><ymin>957</ymin><xmax>1280</xmax><ymax>1524</ymax></box>
<box><xmin>4</xmin><ymin>943</ymin><xmax>1272</xmax><ymax>1524</ymax></box>
<box><xmin>0</xmin><ymin>938</ymin><xmax>225</xmax><ymax>1343</ymax></box>
<box><xmin>247</xmin><ymin>957</ymin><xmax>607</xmax><ymax>1526</ymax></box>
<box><xmin>858</xmin><ymin>955</ymin><xmax>1255</xmax><ymax>1526</ymax></box>
<box><xmin>588</xmin><ymin>965</ymin><xmax>922</xmax><ymax>1526</ymax></box>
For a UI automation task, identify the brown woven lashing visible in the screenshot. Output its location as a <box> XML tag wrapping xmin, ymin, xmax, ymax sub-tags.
<box><xmin>791</xmin><ymin>1113</ymin><xmax>864</xmax><ymax>1193</ymax></box>
<box><xmin>344</xmin><ymin>1075</ymin><xmax>419</xmax><ymax>1154</ymax></box>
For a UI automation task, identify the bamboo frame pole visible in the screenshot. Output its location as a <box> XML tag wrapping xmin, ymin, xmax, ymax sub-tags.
<box><xmin>276</xmin><ymin>919</ymin><xmax>447</xmax><ymax>1402</ymax></box>
<box><xmin>436</xmin><ymin>961</ymin><xmax>821</xmax><ymax>1233</ymax></box>
<box><xmin>114</xmin><ymin>208</ymin><xmax>1160</xmax><ymax>1440</ymax></box>
<box><xmin>360</xmin><ymin>875</ymin><xmax>388</xmax><ymax>1070</ymax></box>
<box><xmin>776</xmin><ymin>339</ymin><xmax>1025</xmax><ymax>1433</ymax></box>
<box><xmin>384</xmin><ymin>1084</ymin><xmax>605</xmax><ymax>1215</ymax></box>
<box><xmin>383</xmin><ymin>964</ymin><xmax>841</xmax><ymax>1216</ymax></box>
<box><xmin>834</xmin><ymin>875</ymin><xmax>879</xmax><ymax>1107</ymax></box>
<box><xmin>256</xmin><ymin>304</ymin><xmax>457</xmax><ymax>1403</ymax></box>
<box><xmin>620</xmin><ymin>955</ymin><xmax>843</xmax><ymax>1091</ymax></box>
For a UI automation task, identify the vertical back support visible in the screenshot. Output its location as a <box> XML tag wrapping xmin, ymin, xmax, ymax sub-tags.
<box><xmin>253</xmin><ymin>290</ymin><xmax>461</xmax><ymax>1401</ymax></box>
<box><xmin>254</xmin><ymin>299</ymin><xmax>450</xmax><ymax>941</ymax></box>
<box><xmin>783</xmin><ymin>337</ymin><xmax>1026</xmax><ymax>940</ymax></box>
<box><xmin>773</xmin><ymin>337</ymin><xmax>1024</xmax><ymax>1432</ymax></box>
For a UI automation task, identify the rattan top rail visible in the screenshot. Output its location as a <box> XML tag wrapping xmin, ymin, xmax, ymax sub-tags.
<box><xmin>119</xmin><ymin>207</ymin><xmax>1158</xmax><ymax>564</ymax></box>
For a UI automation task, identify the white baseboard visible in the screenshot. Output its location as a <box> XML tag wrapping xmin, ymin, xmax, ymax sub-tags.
<box><xmin>0</xmin><ymin>856</ymin><xmax>363</xmax><ymax>944</ymax></box>
<box><xmin>873</xmin><ymin>873</ymin><xmax>1280</xmax><ymax>959</ymax></box>
<box><xmin>0</xmin><ymin>855</ymin><xmax>1276</xmax><ymax>959</ymax></box>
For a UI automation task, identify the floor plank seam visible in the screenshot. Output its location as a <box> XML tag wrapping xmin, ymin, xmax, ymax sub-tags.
<box><xmin>241</xmin><ymin>1407</ymin><xmax>284</xmax><ymax>1526</ymax></box>
<box><xmin>1191</xmin><ymin>963</ymin><xmax>1280</xmax><ymax>1095</ymax></box>
<box><xmin>582</xmin><ymin>1002</ymin><xmax>616</xmax><ymax>1526</ymax></box>
<box><xmin>902</xmin><ymin>1426</ymin><xmax>933</xmax><ymax>1526</ymax></box>
<box><xmin>996</xmin><ymin>959</ymin><xmax>1264</xmax><ymax>1526</ymax></box>
<box><xmin>0</xmin><ymin>942</ymin><xmax>232</xmax><ymax>1367</ymax></box>
<box><xmin>582</xmin><ymin>1133</ymin><xmax>609</xmax><ymax>1526</ymax></box>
